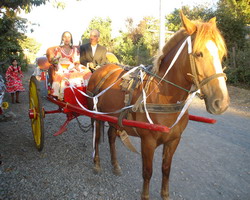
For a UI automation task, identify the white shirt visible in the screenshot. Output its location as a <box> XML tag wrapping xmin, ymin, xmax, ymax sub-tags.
<box><xmin>91</xmin><ymin>44</ymin><xmax>97</xmax><ymax>56</ymax></box>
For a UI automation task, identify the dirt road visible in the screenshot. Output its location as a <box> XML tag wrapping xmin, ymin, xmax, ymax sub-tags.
<box><xmin>0</xmin><ymin>65</ymin><xmax>249</xmax><ymax>200</ymax></box>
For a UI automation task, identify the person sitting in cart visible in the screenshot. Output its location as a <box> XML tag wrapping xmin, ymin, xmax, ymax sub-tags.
<box><xmin>46</xmin><ymin>31</ymin><xmax>92</xmax><ymax>100</ymax></box>
<box><xmin>80</xmin><ymin>29</ymin><xmax>107</xmax><ymax>72</ymax></box>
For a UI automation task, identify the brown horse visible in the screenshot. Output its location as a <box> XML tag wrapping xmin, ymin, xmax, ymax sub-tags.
<box><xmin>87</xmin><ymin>12</ymin><xmax>229</xmax><ymax>200</ymax></box>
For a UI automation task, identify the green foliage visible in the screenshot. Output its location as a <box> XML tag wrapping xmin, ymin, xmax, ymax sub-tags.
<box><xmin>81</xmin><ymin>17</ymin><xmax>112</xmax><ymax>49</ymax></box>
<box><xmin>19</xmin><ymin>37</ymin><xmax>41</xmax><ymax>63</ymax></box>
<box><xmin>80</xmin><ymin>16</ymin><xmax>159</xmax><ymax>66</ymax></box>
<box><xmin>0</xmin><ymin>12</ymin><xmax>27</xmax><ymax>73</ymax></box>
<box><xmin>215</xmin><ymin>0</ymin><xmax>249</xmax><ymax>50</ymax></box>
<box><xmin>112</xmin><ymin>17</ymin><xmax>159</xmax><ymax>66</ymax></box>
<box><xmin>114</xmin><ymin>36</ymin><xmax>137</xmax><ymax>66</ymax></box>
<box><xmin>166</xmin><ymin>3</ymin><xmax>250</xmax><ymax>87</ymax></box>
<box><xmin>225</xmin><ymin>41</ymin><xmax>250</xmax><ymax>86</ymax></box>
<box><xmin>0</xmin><ymin>0</ymin><xmax>81</xmax><ymax>74</ymax></box>
<box><xmin>166</xmin><ymin>6</ymin><xmax>214</xmax><ymax>32</ymax></box>
<box><xmin>0</xmin><ymin>0</ymin><xmax>47</xmax><ymax>12</ymax></box>
<box><xmin>215</xmin><ymin>0</ymin><xmax>250</xmax><ymax>86</ymax></box>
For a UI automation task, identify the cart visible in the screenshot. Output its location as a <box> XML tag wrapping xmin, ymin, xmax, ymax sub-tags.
<box><xmin>28</xmin><ymin>57</ymin><xmax>216</xmax><ymax>151</ymax></box>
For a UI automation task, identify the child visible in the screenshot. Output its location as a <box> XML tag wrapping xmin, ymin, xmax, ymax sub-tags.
<box><xmin>5</xmin><ymin>59</ymin><xmax>25</xmax><ymax>103</ymax></box>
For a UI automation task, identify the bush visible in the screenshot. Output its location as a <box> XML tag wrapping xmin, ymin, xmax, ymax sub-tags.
<box><xmin>225</xmin><ymin>42</ymin><xmax>250</xmax><ymax>87</ymax></box>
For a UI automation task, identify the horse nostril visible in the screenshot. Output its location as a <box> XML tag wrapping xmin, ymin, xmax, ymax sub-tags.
<box><xmin>213</xmin><ymin>99</ymin><xmax>221</xmax><ymax>110</ymax></box>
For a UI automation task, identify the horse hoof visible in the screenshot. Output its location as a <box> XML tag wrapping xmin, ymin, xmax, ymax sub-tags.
<box><xmin>161</xmin><ymin>192</ymin><xmax>170</xmax><ymax>200</ymax></box>
<box><xmin>112</xmin><ymin>167</ymin><xmax>122</xmax><ymax>176</ymax></box>
<box><xmin>93</xmin><ymin>166</ymin><xmax>102</xmax><ymax>174</ymax></box>
<box><xmin>141</xmin><ymin>193</ymin><xmax>149</xmax><ymax>200</ymax></box>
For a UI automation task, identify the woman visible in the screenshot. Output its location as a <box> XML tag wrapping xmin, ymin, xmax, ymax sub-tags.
<box><xmin>5</xmin><ymin>59</ymin><xmax>25</xmax><ymax>103</ymax></box>
<box><xmin>47</xmin><ymin>31</ymin><xmax>91</xmax><ymax>99</ymax></box>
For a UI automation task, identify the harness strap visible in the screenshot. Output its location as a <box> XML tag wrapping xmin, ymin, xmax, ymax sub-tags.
<box><xmin>132</xmin><ymin>75</ymin><xmax>154</xmax><ymax>112</ymax></box>
<box><xmin>189</xmin><ymin>54</ymin><xmax>200</xmax><ymax>90</ymax></box>
<box><xmin>118</xmin><ymin>130</ymin><xmax>140</xmax><ymax>154</ymax></box>
<box><xmin>92</xmin><ymin>68</ymin><xmax>121</xmax><ymax>95</ymax></box>
<box><xmin>189</xmin><ymin>53</ymin><xmax>227</xmax><ymax>98</ymax></box>
<box><xmin>133</xmin><ymin>102</ymin><xmax>185</xmax><ymax>114</ymax></box>
<box><xmin>118</xmin><ymin>73</ymin><xmax>140</xmax><ymax>127</ymax></box>
<box><xmin>200</xmin><ymin>73</ymin><xmax>227</xmax><ymax>87</ymax></box>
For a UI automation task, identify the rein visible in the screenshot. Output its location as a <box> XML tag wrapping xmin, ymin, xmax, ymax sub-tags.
<box><xmin>140</xmin><ymin>66</ymin><xmax>190</xmax><ymax>93</ymax></box>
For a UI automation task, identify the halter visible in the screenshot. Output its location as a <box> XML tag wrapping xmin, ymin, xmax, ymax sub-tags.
<box><xmin>145</xmin><ymin>36</ymin><xmax>227</xmax><ymax>99</ymax></box>
<box><xmin>187</xmin><ymin>36</ymin><xmax>227</xmax><ymax>98</ymax></box>
<box><xmin>188</xmin><ymin>52</ymin><xmax>227</xmax><ymax>98</ymax></box>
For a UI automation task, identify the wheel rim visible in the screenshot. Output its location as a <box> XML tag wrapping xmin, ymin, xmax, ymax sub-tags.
<box><xmin>29</xmin><ymin>76</ymin><xmax>44</xmax><ymax>151</ymax></box>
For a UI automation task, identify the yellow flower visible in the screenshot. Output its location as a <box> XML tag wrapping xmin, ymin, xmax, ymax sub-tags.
<box><xmin>2</xmin><ymin>102</ymin><xmax>9</xmax><ymax>109</ymax></box>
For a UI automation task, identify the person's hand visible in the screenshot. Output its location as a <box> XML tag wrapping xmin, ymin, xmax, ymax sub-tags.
<box><xmin>53</xmin><ymin>64</ymin><xmax>59</xmax><ymax>71</ymax></box>
<box><xmin>87</xmin><ymin>62</ymin><xmax>95</xmax><ymax>72</ymax></box>
<box><xmin>74</xmin><ymin>63</ymin><xmax>80</xmax><ymax>71</ymax></box>
<box><xmin>88</xmin><ymin>62</ymin><xmax>94</xmax><ymax>69</ymax></box>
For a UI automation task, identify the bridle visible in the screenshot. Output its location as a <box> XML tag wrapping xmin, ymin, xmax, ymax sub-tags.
<box><xmin>188</xmin><ymin>51</ymin><xmax>227</xmax><ymax>98</ymax></box>
<box><xmin>144</xmin><ymin>35</ymin><xmax>227</xmax><ymax>99</ymax></box>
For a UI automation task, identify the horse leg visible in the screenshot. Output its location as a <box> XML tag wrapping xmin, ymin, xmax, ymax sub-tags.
<box><xmin>108</xmin><ymin>126</ymin><xmax>121</xmax><ymax>175</ymax></box>
<box><xmin>93</xmin><ymin>120</ymin><xmax>103</xmax><ymax>174</ymax></box>
<box><xmin>161</xmin><ymin>138</ymin><xmax>181</xmax><ymax>200</ymax></box>
<box><xmin>141</xmin><ymin>138</ymin><xmax>156</xmax><ymax>200</ymax></box>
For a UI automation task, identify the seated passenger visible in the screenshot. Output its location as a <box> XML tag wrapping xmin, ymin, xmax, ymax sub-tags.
<box><xmin>46</xmin><ymin>31</ymin><xmax>91</xmax><ymax>100</ymax></box>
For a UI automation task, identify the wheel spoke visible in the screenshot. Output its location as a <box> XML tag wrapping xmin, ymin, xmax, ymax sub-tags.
<box><xmin>29</xmin><ymin>76</ymin><xmax>44</xmax><ymax>151</ymax></box>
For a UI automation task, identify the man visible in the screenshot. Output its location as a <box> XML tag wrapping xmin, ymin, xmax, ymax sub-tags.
<box><xmin>80</xmin><ymin>29</ymin><xmax>107</xmax><ymax>72</ymax></box>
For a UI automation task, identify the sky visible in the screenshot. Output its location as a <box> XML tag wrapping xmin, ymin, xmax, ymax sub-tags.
<box><xmin>20</xmin><ymin>0</ymin><xmax>218</xmax><ymax>57</ymax></box>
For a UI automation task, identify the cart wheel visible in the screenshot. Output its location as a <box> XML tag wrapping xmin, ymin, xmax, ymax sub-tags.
<box><xmin>29</xmin><ymin>76</ymin><xmax>44</xmax><ymax>151</ymax></box>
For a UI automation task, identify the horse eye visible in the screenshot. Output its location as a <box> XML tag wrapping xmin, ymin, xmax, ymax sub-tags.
<box><xmin>195</xmin><ymin>52</ymin><xmax>203</xmax><ymax>57</ymax></box>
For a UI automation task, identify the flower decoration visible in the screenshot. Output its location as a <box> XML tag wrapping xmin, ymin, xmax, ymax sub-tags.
<box><xmin>51</xmin><ymin>55</ymin><xmax>61</xmax><ymax>65</ymax></box>
<box><xmin>2</xmin><ymin>102</ymin><xmax>9</xmax><ymax>109</ymax></box>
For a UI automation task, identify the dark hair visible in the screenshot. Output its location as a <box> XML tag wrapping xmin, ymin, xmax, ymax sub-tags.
<box><xmin>11</xmin><ymin>59</ymin><xmax>20</xmax><ymax>72</ymax></box>
<box><xmin>11</xmin><ymin>58</ymin><xmax>17</xmax><ymax>63</ymax></box>
<box><xmin>60</xmin><ymin>31</ymin><xmax>73</xmax><ymax>48</ymax></box>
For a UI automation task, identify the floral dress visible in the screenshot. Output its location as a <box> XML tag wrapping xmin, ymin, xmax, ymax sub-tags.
<box><xmin>5</xmin><ymin>65</ymin><xmax>25</xmax><ymax>93</ymax></box>
<box><xmin>51</xmin><ymin>46</ymin><xmax>91</xmax><ymax>99</ymax></box>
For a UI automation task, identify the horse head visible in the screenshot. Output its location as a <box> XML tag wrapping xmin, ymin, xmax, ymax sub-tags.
<box><xmin>180</xmin><ymin>11</ymin><xmax>230</xmax><ymax>114</ymax></box>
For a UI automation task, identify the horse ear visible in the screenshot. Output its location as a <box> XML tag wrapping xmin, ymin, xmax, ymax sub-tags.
<box><xmin>209</xmin><ymin>17</ymin><xmax>216</xmax><ymax>25</ymax></box>
<box><xmin>180</xmin><ymin>10</ymin><xmax>197</xmax><ymax>35</ymax></box>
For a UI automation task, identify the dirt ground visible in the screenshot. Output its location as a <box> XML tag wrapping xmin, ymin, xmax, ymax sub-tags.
<box><xmin>0</xmin><ymin>65</ymin><xmax>249</xmax><ymax>200</ymax></box>
<box><xmin>225</xmin><ymin>85</ymin><xmax>250</xmax><ymax>117</ymax></box>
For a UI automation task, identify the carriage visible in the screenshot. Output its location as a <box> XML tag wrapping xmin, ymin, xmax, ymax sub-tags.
<box><xmin>28</xmin><ymin>54</ymin><xmax>216</xmax><ymax>151</ymax></box>
<box><xmin>28</xmin><ymin>12</ymin><xmax>229</xmax><ymax>200</ymax></box>
<box><xmin>29</xmin><ymin>53</ymin><xmax>175</xmax><ymax>151</ymax></box>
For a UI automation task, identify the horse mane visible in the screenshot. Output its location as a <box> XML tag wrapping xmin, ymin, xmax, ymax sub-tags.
<box><xmin>153</xmin><ymin>19</ymin><xmax>227</xmax><ymax>73</ymax></box>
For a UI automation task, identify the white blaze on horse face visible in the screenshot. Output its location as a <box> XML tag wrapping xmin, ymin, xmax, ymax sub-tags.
<box><xmin>206</xmin><ymin>40</ymin><xmax>227</xmax><ymax>91</ymax></box>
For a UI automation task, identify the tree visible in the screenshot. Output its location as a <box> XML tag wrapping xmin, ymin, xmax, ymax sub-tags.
<box><xmin>19</xmin><ymin>37</ymin><xmax>41</xmax><ymax>63</ymax></box>
<box><xmin>0</xmin><ymin>0</ymin><xmax>81</xmax><ymax>73</ymax></box>
<box><xmin>113</xmin><ymin>17</ymin><xmax>159</xmax><ymax>66</ymax></box>
<box><xmin>165</xmin><ymin>3</ymin><xmax>250</xmax><ymax>86</ymax></box>
<box><xmin>166</xmin><ymin>6</ymin><xmax>214</xmax><ymax>32</ymax></box>
<box><xmin>214</xmin><ymin>0</ymin><xmax>250</xmax><ymax>86</ymax></box>
<box><xmin>81</xmin><ymin>17</ymin><xmax>113</xmax><ymax>50</ymax></box>
<box><xmin>215</xmin><ymin>0</ymin><xmax>249</xmax><ymax>49</ymax></box>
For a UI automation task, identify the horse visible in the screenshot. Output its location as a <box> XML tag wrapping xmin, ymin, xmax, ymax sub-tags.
<box><xmin>86</xmin><ymin>11</ymin><xmax>229</xmax><ymax>200</ymax></box>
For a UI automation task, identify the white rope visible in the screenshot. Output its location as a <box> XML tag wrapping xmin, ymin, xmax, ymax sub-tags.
<box><xmin>140</xmin><ymin>69</ymin><xmax>153</xmax><ymax>124</ymax></box>
<box><xmin>170</xmin><ymin>36</ymin><xmax>196</xmax><ymax>128</ymax></box>
<box><xmin>170</xmin><ymin>88</ymin><xmax>199</xmax><ymax>128</ymax></box>
<box><xmin>160</xmin><ymin>36</ymin><xmax>191</xmax><ymax>83</ymax></box>
<box><xmin>65</xmin><ymin>36</ymin><xmax>195</xmax><ymax>133</ymax></box>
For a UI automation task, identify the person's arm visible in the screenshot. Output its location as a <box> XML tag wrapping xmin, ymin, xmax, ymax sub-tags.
<box><xmin>80</xmin><ymin>45</ymin><xmax>88</xmax><ymax>66</ymax></box>
<box><xmin>5</xmin><ymin>66</ymin><xmax>13</xmax><ymax>80</ymax></box>
<box><xmin>46</xmin><ymin>47</ymin><xmax>56</xmax><ymax>63</ymax></box>
<box><xmin>100</xmin><ymin>47</ymin><xmax>107</xmax><ymax>65</ymax></box>
<box><xmin>46</xmin><ymin>46</ymin><xmax>60</xmax><ymax>71</ymax></box>
<box><xmin>18</xmin><ymin>66</ymin><xmax>24</xmax><ymax>78</ymax></box>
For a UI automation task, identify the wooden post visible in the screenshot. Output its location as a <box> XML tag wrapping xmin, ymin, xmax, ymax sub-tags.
<box><xmin>232</xmin><ymin>46</ymin><xmax>237</xmax><ymax>68</ymax></box>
